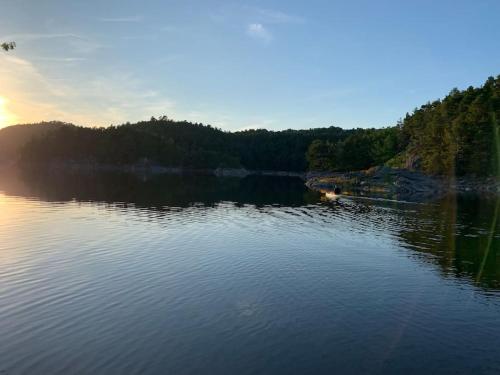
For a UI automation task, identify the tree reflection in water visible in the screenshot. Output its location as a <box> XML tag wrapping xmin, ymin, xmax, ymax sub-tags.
<box><xmin>0</xmin><ymin>166</ymin><xmax>498</xmax><ymax>292</ymax></box>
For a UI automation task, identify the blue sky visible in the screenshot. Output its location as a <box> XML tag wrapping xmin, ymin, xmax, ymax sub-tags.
<box><xmin>0</xmin><ymin>0</ymin><xmax>499</xmax><ymax>130</ymax></box>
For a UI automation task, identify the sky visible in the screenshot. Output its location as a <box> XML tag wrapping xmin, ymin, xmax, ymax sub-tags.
<box><xmin>0</xmin><ymin>0</ymin><xmax>499</xmax><ymax>131</ymax></box>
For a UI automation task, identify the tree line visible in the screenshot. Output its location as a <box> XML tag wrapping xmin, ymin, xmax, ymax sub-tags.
<box><xmin>15</xmin><ymin>75</ymin><xmax>500</xmax><ymax>176</ymax></box>
<box><xmin>397</xmin><ymin>75</ymin><xmax>500</xmax><ymax>176</ymax></box>
<box><xmin>19</xmin><ymin>119</ymin><xmax>355</xmax><ymax>171</ymax></box>
<box><xmin>307</xmin><ymin>75</ymin><xmax>500</xmax><ymax>176</ymax></box>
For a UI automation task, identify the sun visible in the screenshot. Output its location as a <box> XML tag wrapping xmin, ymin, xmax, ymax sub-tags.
<box><xmin>0</xmin><ymin>96</ymin><xmax>15</xmax><ymax>128</ymax></box>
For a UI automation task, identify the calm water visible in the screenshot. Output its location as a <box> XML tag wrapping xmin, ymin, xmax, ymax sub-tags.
<box><xmin>0</xmin><ymin>169</ymin><xmax>499</xmax><ymax>375</ymax></box>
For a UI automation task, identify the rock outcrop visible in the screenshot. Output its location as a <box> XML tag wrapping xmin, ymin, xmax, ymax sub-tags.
<box><xmin>306</xmin><ymin>166</ymin><xmax>499</xmax><ymax>201</ymax></box>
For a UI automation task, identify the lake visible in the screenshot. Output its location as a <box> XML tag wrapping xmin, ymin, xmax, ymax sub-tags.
<box><xmin>0</xmin><ymin>168</ymin><xmax>499</xmax><ymax>374</ymax></box>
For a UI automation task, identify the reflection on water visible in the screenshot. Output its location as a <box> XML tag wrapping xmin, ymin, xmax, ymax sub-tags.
<box><xmin>397</xmin><ymin>194</ymin><xmax>500</xmax><ymax>290</ymax></box>
<box><xmin>2</xmin><ymin>168</ymin><xmax>498</xmax><ymax>291</ymax></box>
<box><xmin>0</xmin><ymin>167</ymin><xmax>499</xmax><ymax>374</ymax></box>
<box><xmin>0</xmin><ymin>167</ymin><xmax>320</xmax><ymax>207</ymax></box>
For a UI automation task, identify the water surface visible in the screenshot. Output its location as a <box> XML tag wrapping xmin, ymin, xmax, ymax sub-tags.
<box><xmin>0</xmin><ymin>169</ymin><xmax>499</xmax><ymax>374</ymax></box>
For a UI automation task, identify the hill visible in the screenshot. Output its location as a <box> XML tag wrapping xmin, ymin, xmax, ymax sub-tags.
<box><xmin>18</xmin><ymin>119</ymin><xmax>367</xmax><ymax>171</ymax></box>
<box><xmin>0</xmin><ymin>121</ymin><xmax>73</xmax><ymax>162</ymax></box>
<box><xmin>4</xmin><ymin>75</ymin><xmax>500</xmax><ymax>177</ymax></box>
<box><xmin>307</xmin><ymin>75</ymin><xmax>500</xmax><ymax>177</ymax></box>
<box><xmin>396</xmin><ymin>75</ymin><xmax>500</xmax><ymax>176</ymax></box>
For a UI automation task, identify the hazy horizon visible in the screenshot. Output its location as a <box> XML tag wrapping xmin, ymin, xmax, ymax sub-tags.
<box><xmin>1</xmin><ymin>0</ymin><xmax>499</xmax><ymax>131</ymax></box>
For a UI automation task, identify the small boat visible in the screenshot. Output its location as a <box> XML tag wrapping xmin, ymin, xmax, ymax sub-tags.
<box><xmin>324</xmin><ymin>185</ymin><xmax>342</xmax><ymax>200</ymax></box>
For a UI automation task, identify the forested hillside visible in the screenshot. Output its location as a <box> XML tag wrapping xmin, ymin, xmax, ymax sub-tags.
<box><xmin>307</xmin><ymin>75</ymin><xmax>500</xmax><ymax>176</ymax></box>
<box><xmin>3</xmin><ymin>75</ymin><xmax>499</xmax><ymax>176</ymax></box>
<box><xmin>0</xmin><ymin>121</ymin><xmax>72</xmax><ymax>162</ymax></box>
<box><xmin>398</xmin><ymin>75</ymin><xmax>500</xmax><ymax>176</ymax></box>
<box><xmin>16</xmin><ymin>118</ymin><xmax>360</xmax><ymax>171</ymax></box>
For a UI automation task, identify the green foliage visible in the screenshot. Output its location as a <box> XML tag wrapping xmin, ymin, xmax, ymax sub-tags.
<box><xmin>15</xmin><ymin>120</ymin><xmax>352</xmax><ymax>171</ymax></box>
<box><xmin>1</xmin><ymin>42</ymin><xmax>15</xmax><ymax>51</ymax></box>
<box><xmin>233</xmin><ymin>127</ymin><xmax>350</xmax><ymax>171</ymax></box>
<box><xmin>0</xmin><ymin>121</ymin><xmax>72</xmax><ymax>162</ymax></box>
<box><xmin>306</xmin><ymin>75</ymin><xmax>500</xmax><ymax>176</ymax></box>
<box><xmin>306</xmin><ymin>140</ymin><xmax>337</xmax><ymax>171</ymax></box>
<box><xmin>306</xmin><ymin>127</ymin><xmax>400</xmax><ymax>172</ymax></box>
<box><xmin>385</xmin><ymin>151</ymin><xmax>408</xmax><ymax>169</ymax></box>
<box><xmin>400</xmin><ymin>75</ymin><xmax>500</xmax><ymax>176</ymax></box>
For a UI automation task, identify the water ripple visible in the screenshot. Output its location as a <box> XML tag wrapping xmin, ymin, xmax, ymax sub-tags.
<box><xmin>0</xmin><ymin>187</ymin><xmax>499</xmax><ymax>374</ymax></box>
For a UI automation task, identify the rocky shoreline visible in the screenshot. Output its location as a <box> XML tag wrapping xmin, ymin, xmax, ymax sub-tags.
<box><xmin>306</xmin><ymin>166</ymin><xmax>500</xmax><ymax>200</ymax></box>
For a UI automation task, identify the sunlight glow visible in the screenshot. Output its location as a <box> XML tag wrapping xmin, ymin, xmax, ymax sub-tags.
<box><xmin>0</xmin><ymin>96</ymin><xmax>15</xmax><ymax>128</ymax></box>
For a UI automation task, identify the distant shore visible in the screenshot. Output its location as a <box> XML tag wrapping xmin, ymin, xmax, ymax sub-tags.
<box><xmin>6</xmin><ymin>161</ymin><xmax>307</xmax><ymax>179</ymax></box>
<box><xmin>4</xmin><ymin>162</ymin><xmax>499</xmax><ymax>200</ymax></box>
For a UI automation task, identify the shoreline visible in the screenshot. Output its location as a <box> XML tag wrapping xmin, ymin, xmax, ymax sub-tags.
<box><xmin>4</xmin><ymin>162</ymin><xmax>499</xmax><ymax>199</ymax></box>
<box><xmin>306</xmin><ymin>166</ymin><xmax>500</xmax><ymax>200</ymax></box>
<box><xmin>5</xmin><ymin>161</ymin><xmax>308</xmax><ymax>179</ymax></box>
